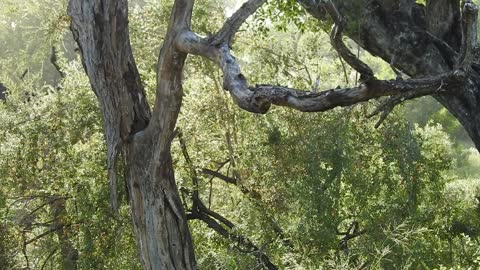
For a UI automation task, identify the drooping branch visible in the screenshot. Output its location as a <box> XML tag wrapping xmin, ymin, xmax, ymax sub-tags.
<box><xmin>211</xmin><ymin>0</ymin><xmax>267</xmax><ymax>45</ymax></box>
<box><xmin>50</xmin><ymin>46</ymin><xmax>65</xmax><ymax>79</ymax></box>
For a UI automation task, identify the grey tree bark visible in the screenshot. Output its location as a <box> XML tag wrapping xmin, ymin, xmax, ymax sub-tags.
<box><xmin>67</xmin><ymin>0</ymin><xmax>480</xmax><ymax>269</ymax></box>
<box><xmin>68</xmin><ymin>0</ymin><xmax>196</xmax><ymax>269</ymax></box>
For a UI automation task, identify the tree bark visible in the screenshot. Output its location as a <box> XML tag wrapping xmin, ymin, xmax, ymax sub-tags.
<box><xmin>68</xmin><ymin>0</ymin><xmax>196</xmax><ymax>269</ymax></box>
<box><xmin>299</xmin><ymin>0</ymin><xmax>480</xmax><ymax>150</ymax></box>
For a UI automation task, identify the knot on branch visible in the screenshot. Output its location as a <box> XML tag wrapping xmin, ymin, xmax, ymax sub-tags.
<box><xmin>464</xmin><ymin>1</ymin><xmax>479</xmax><ymax>14</ymax></box>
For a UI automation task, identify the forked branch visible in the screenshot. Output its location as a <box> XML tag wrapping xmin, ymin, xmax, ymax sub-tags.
<box><xmin>325</xmin><ymin>0</ymin><xmax>373</xmax><ymax>79</ymax></box>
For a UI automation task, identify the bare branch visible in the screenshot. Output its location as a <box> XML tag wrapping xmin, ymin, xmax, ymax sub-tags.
<box><xmin>201</xmin><ymin>168</ymin><xmax>237</xmax><ymax>185</ymax></box>
<box><xmin>177</xmin><ymin>30</ymin><xmax>466</xmax><ymax>115</ymax></box>
<box><xmin>211</xmin><ymin>0</ymin><xmax>267</xmax><ymax>45</ymax></box>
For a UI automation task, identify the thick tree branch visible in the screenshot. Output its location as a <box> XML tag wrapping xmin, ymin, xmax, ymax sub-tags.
<box><xmin>176</xmin><ymin>0</ymin><xmax>477</xmax><ymax>130</ymax></box>
<box><xmin>177</xmin><ymin>29</ymin><xmax>465</xmax><ymax>114</ymax></box>
<box><xmin>68</xmin><ymin>0</ymin><xmax>151</xmax><ymax>214</ymax></box>
<box><xmin>70</xmin><ymin>0</ymin><xmax>197</xmax><ymax>268</ymax></box>
<box><xmin>211</xmin><ymin>0</ymin><xmax>267</xmax><ymax>46</ymax></box>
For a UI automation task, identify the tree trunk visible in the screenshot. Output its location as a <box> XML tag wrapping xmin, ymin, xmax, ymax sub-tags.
<box><xmin>68</xmin><ymin>0</ymin><xmax>196</xmax><ymax>268</ymax></box>
<box><xmin>50</xmin><ymin>197</ymin><xmax>78</xmax><ymax>270</ymax></box>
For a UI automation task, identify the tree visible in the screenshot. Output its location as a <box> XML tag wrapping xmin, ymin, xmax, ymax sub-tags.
<box><xmin>67</xmin><ymin>0</ymin><xmax>480</xmax><ymax>268</ymax></box>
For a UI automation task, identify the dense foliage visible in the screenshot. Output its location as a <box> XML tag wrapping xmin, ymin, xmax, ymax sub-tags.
<box><xmin>1</xmin><ymin>0</ymin><xmax>480</xmax><ymax>269</ymax></box>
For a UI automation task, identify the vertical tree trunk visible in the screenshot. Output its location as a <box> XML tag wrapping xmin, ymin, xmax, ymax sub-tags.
<box><xmin>68</xmin><ymin>0</ymin><xmax>196</xmax><ymax>268</ymax></box>
<box><xmin>50</xmin><ymin>197</ymin><xmax>78</xmax><ymax>270</ymax></box>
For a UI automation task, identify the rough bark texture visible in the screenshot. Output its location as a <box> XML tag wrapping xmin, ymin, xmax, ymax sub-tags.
<box><xmin>68</xmin><ymin>0</ymin><xmax>195</xmax><ymax>269</ymax></box>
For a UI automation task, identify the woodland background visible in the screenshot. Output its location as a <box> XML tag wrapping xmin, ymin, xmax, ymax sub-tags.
<box><xmin>1</xmin><ymin>0</ymin><xmax>480</xmax><ymax>269</ymax></box>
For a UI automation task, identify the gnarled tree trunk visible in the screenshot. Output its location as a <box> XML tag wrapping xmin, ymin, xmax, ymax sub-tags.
<box><xmin>68</xmin><ymin>0</ymin><xmax>196</xmax><ymax>268</ymax></box>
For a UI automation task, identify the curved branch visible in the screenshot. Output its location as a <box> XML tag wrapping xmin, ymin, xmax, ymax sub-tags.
<box><xmin>176</xmin><ymin>30</ymin><xmax>464</xmax><ymax>114</ymax></box>
<box><xmin>211</xmin><ymin>0</ymin><xmax>267</xmax><ymax>45</ymax></box>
